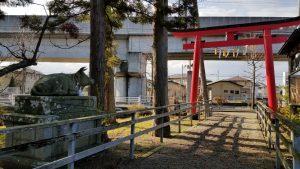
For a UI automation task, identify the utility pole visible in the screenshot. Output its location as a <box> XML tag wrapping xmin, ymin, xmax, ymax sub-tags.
<box><xmin>299</xmin><ymin>0</ymin><xmax>300</xmax><ymax>16</ymax></box>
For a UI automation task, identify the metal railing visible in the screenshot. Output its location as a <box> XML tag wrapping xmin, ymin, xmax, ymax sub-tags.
<box><xmin>115</xmin><ymin>96</ymin><xmax>152</xmax><ymax>106</ymax></box>
<box><xmin>0</xmin><ymin>102</ymin><xmax>204</xmax><ymax>169</ymax></box>
<box><xmin>256</xmin><ymin>101</ymin><xmax>300</xmax><ymax>169</ymax></box>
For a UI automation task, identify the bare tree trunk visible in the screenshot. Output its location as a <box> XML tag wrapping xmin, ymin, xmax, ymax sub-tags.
<box><xmin>199</xmin><ymin>50</ymin><xmax>209</xmax><ymax>117</ymax></box>
<box><xmin>90</xmin><ymin>0</ymin><xmax>105</xmax><ymax>111</ymax></box>
<box><xmin>153</xmin><ymin>0</ymin><xmax>170</xmax><ymax>138</ymax></box>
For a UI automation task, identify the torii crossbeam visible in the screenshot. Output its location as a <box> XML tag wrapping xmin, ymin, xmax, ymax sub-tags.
<box><xmin>171</xmin><ymin>16</ymin><xmax>300</xmax><ymax>116</ymax></box>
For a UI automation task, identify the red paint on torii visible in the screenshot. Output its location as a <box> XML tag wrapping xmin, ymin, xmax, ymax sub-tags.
<box><xmin>171</xmin><ymin>16</ymin><xmax>300</xmax><ymax>117</ymax></box>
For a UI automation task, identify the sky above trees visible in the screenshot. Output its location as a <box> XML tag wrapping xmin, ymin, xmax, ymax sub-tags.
<box><xmin>1</xmin><ymin>0</ymin><xmax>299</xmax><ymax>17</ymax></box>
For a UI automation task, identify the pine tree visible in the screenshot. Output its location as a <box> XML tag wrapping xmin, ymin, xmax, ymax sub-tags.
<box><xmin>1</xmin><ymin>0</ymin><xmax>198</xmax><ymax>138</ymax></box>
<box><xmin>126</xmin><ymin>0</ymin><xmax>199</xmax><ymax>137</ymax></box>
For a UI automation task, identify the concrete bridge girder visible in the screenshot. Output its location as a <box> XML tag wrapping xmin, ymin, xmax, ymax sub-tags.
<box><xmin>0</xmin><ymin>16</ymin><xmax>294</xmax><ymax>99</ymax></box>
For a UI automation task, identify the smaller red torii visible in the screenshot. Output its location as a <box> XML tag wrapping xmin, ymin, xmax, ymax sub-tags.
<box><xmin>170</xmin><ymin>16</ymin><xmax>300</xmax><ymax>116</ymax></box>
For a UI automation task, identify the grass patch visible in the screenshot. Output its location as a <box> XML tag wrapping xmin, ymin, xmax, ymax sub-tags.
<box><xmin>107</xmin><ymin>115</ymin><xmax>198</xmax><ymax>156</ymax></box>
<box><xmin>0</xmin><ymin>106</ymin><xmax>14</xmax><ymax>114</ymax></box>
<box><xmin>0</xmin><ymin>126</ymin><xmax>5</xmax><ymax>148</ymax></box>
<box><xmin>278</xmin><ymin>106</ymin><xmax>300</xmax><ymax>125</ymax></box>
<box><xmin>0</xmin><ymin>106</ymin><xmax>13</xmax><ymax>126</ymax></box>
<box><xmin>127</xmin><ymin>104</ymin><xmax>145</xmax><ymax>111</ymax></box>
<box><xmin>126</xmin><ymin>104</ymin><xmax>153</xmax><ymax>117</ymax></box>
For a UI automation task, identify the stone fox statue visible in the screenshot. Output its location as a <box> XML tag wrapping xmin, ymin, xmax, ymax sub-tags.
<box><xmin>31</xmin><ymin>67</ymin><xmax>94</xmax><ymax>96</ymax></box>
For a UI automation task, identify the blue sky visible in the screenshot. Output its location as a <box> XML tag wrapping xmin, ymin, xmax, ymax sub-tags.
<box><xmin>1</xmin><ymin>0</ymin><xmax>298</xmax><ymax>85</ymax></box>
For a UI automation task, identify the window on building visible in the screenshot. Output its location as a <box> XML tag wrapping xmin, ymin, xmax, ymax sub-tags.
<box><xmin>230</xmin><ymin>90</ymin><xmax>234</xmax><ymax>94</ymax></box>
<box><xmin>235</xmin><ymin>90</ymin><xmax>240</xmax><ymax>94</ymax></box>
<box><xmin>224</xmin><ymin>90</ymin><xmax>228</xmax><ymax>93</ymax></box>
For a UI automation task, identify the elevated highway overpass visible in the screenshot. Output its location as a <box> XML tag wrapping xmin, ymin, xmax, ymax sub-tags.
<box><xmin>0</xmin><ymin>16</ymin><xmax>293</xmax><ymax>62</ymax></box>
<box><xmin>0</xmin><ymin>16</ymin><xmax>294</xmax><ymax>98</ymax></box>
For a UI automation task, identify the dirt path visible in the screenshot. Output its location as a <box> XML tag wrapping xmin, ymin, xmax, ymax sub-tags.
<box><xmin>121</xmin><ymin>111</ymin><xmax>275</xmax><ymax>169</ymax></box>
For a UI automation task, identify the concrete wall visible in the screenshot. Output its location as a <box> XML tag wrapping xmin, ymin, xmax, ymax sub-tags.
<box><xmin>168</xmin><ymin>81</ymin><xmax>186</xmax><ymax>103</ymax></box>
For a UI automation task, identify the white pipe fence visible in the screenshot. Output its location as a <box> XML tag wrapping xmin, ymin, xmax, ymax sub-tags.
<box><xmin>0</xmin><ymin>102</ymin><xmax>204</xmax><ymax>169</ymax></box>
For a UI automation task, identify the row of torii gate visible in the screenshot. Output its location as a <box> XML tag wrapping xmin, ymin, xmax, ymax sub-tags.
<box><xmin>171</xmin><ymin>16</ymin><xmax>300</xmax><ymax>116</ymax></box>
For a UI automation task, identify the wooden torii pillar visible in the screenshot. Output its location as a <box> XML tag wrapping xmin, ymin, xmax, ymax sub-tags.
<box><xmin>171</xmin><ymin>16</ymin><xmax>300</xmax><ymax>117</ymax></box>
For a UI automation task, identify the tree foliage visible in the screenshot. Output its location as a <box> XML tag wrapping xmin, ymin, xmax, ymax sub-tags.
<box><xmin>0</xmin><ymin>0</ymin><xmax>91</xmax><ymax>77</ymax></box>
<box><xmin>0</xmin><ymin>0</ymin><xmax>197</xmax><ymax>77</ymax></box>
<box><xmin>123</xmin><ymin>0</ymin><xmax>198</xmax><ymax>29</ymax></box>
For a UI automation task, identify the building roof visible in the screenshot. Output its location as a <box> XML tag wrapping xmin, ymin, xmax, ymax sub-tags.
<box><xmin>207</xmin><ymin>80</ymin><xmax>244</xmax><ymax>87</ymax></box>
<box><xmin>168</xmin><ymin>74</ymin><xmax>187</xmax><ymax>79</ymax></box>
<box><xmin>168</xmin><ymin>80</ymin><xmax>185</xmax><ymax>87</ymax></box>
<box><xmin>224</xmin><ymin>76</ymin><xmax>251</xmax><ymax>82</ymax></box>
<box><xmin>279</xmin><ymin>28</ymin><xmax>300</xmax><ymax>55</ymax></box>
<box><xmin>168</xmin><ymin>74</ymin><xmax>212</xmax><ymax>83</ymax></box>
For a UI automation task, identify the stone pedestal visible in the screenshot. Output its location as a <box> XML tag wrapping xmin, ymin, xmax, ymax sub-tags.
<box><xmin>15</xmin><ymin>96</ymin><xmax>97</xmax><ymax>117</ymax></box>
<box><xmin>1</xmin><ymin>96</ymin><xmax>99</xmax><ymax>168</ymax></box>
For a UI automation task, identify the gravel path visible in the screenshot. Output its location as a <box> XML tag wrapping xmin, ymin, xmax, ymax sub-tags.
<box><xmin>121</xmin><ymin>111</ymin><xmax>275</xmax><ymax>169</ymax></box>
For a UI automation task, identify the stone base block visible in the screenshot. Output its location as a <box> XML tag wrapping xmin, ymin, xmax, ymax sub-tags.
<box><xmin>0</xmin><ymin>95</ymin><xmax>100</xmax><ymax>167</ymax></box>
<box><xmin>15</xmin><ymin>96</ymin><xmax>97</xmax><ymax>117</ymax></box>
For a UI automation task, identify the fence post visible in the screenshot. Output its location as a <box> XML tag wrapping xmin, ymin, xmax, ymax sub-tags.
<box><xmin>11</xmin><ymin>94</ymin><xmax>15</xmax><ymax>106</ymax></box>
<box><xmin>129</xmin><ymin>112</ymin><xmax>136</xmax><ymax>160</ymax></box>
<box><xmin>268</xmin><ymin>123</ymin><xmax>272</xmax><ymax>149</ymax></box>
<box><xmin>190</xmin><ymin>104</ymin><xmax>193</xmax><ymax>126</ymax></box>
<box><xmin>178</xmin><ymin>107</ymin><xmax>181</xmax><ymax>133</ymax></box>
<box><xmin>275</xmin><ymin>119</ymin><xmax>280</xmax><ymax>169</ymax></box>
<box><xmin>204</xmin><ymin>101</ymin><xmax>209</xmax><ymax>119</ymax></box>
<box><xmin>256</xmin><ymin>107</ymin><xmax>259</xmax><ymax>120</ymax></box>
<box><xmin>264</xmin><ymin>110</ymin><xmax>267</xmax><ymax>137</ymax></box>
<box><xmin>257</xmin><ymin>106</ymin><xmax>260</xmax><ymax>123</ymax></box>
<box><xmin>95</xmin><ymin>119</ymin><xmax>101</xmax><ymax>144</ymax></box>
<box><xmin>68</xmin><ymin>123</ymin><xmax>77</xmax><ymax>169</ymax></box>
<box><xmin>160</xmin><ymin>115</ymin><xmax>164</xmax><ymax>143</ymax></box>
<box><xmin>292</xmin><ymin>130</ymin><xmax>300</xmax><ymax>168</ymax></box>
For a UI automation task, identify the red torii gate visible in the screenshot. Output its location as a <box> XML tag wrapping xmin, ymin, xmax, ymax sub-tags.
<box><xmin>171</xmin><ymin>16</ymin><xmax>300</xmax><ymax>116</ymax></box>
